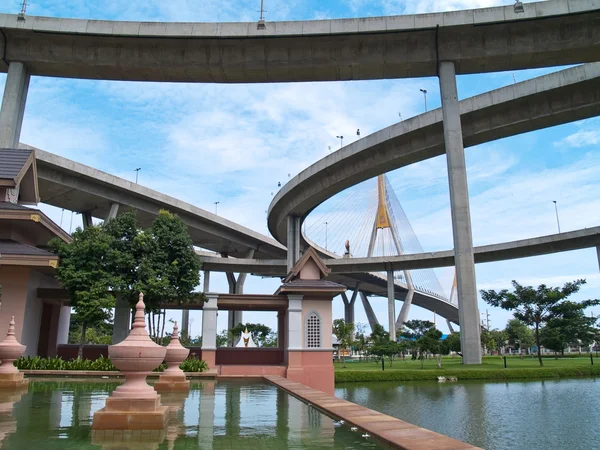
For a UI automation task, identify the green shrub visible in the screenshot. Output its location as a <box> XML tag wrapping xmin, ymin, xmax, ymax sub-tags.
<box><xmin>180</xmin><ymin>355</ymin><xmax>208</xmax><ymax>372</ymax></box>
<box><xmin>335</xmin><ymin>366</ymin><xmax>600</xmax><ymax>383</ymax></box>
<box><xmin>15</xmin><ymin>355</ymin><xmax>206</xmax><ymax>373</ymax></box>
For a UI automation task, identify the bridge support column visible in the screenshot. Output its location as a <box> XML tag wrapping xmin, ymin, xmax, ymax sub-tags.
<box><xmin>395</xmin><ymin>288</ymin><xmax>414</xmax><ymax>331</ymax></box>
<box><xmin>387</xmin><ymin>269</ymin><xmax>396</xmax><ymax>341</ymax></box>
<box><xmin>82</xmin><ymin>212</ymin><xmax>93</xmax><ymax>229</ymax></box>
<box><xmin>341</xmin><ymin>291</ymin><xmax>358</xmax><ymax>325</ymax></box>
<box><xmin>0</xmin><ymin>62</ymin><xmax>30</xmax><ymax>148</ymax></box>
<box><xmin>360</xmin><ymin>292</ymin><xmax>379</xmax><ymax>332</ymax></box>
<box><xmin>439</xmin><ymin>61</ymin><xmax>481</xmax><ymax>364</ymax></box>
<box><xmin>596</xmin><ymin>245</ymin><xmax>600</xmax><ymax>271</ymax></box>
<box><xmin>286</xmin><ymin>215</ymin><xmax>301</xmax><ymax>272</ymax></box>
<box><xmin>447</xmin><ymin>319</ymin><xmax>455</xmax><ymax>334</ymax></box>
<box><xmin>107</xmin><ymin>203</ymin><xmax>119</xmax><ymax>220</ymax></box>
<box><xmin>226</xmin><ymin>249</ymin><xmax>255</xmax><ymax>345</ymax></box>
<box><xmin>112</xmin><ymin>294</ymin><xmax>130</xmax><ymax>344</ymax></box>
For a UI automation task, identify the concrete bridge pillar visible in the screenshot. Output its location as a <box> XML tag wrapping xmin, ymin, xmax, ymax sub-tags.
<box><xmin>286</xmin><ymin>215</ymin><xmax>301</xmax><ymax>272</ymax></box>
<box><xmin>341</xmin><ymin>290</ymin><xmax>358</xmax><ymax>325</ymax></box>
<box><xmin>359</xmin><ymin>292</ymin><xmax>379</xmax><ymax>332</ymax></box>
<box><xmin>439</xmin><ymin>61</ymin><xmax>481</xmax><ymax>364</ymax></box>
<box><xmin>0</xmin><ymin>61</ymin><xmax>30</xmax><ymax>148</ymax></box>
<box><xmin>387</xmin><ymin>269</ymin><xmax>396</xmax><ymax>341</ymax></box>
<box><xmin>596</xmin><ymin>245</ymin><xmax>600</xmax><ymax>271</ymax></box>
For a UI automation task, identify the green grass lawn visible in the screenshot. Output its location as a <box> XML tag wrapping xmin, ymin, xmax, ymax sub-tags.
<box><xmin>334</xmin><ymin>355</ymin><xmax>596</xmax><ymax>372</ymax></box>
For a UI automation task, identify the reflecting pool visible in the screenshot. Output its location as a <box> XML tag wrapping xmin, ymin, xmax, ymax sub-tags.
<box><xmin>336</xmin><ymin>378</ymin><xmax>600</xmax><ymax>450</ymax></box>
<box><xmin>0</xmin><ymin>379</ymin><xmax>385</xmax><ymax>449</ymax></box>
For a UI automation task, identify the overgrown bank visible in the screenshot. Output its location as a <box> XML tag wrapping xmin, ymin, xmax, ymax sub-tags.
<box><xmin>335</xmin><ymin>365</ymin><xmax>600</xmax><ymax>383</ymax></box>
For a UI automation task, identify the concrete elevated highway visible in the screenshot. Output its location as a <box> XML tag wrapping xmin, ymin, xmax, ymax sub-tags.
<box><xmin>0</xmin><ymin>0</ymin><xmax>598</xmax><ymax>83</ymax></box>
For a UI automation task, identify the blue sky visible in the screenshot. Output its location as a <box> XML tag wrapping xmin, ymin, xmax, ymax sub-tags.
<box><xmin>1</xmin><ymin>0</ymin><xmax>598</xmax><ymax>338</ymax></box>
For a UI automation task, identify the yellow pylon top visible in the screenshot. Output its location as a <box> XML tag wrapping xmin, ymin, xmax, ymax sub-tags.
<box><xmin>376</xmin><ymin>175</ymin><xmax>390</xmax><ymax>229</ymax></box>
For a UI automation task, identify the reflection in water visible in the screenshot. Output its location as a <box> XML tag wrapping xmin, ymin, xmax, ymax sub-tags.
<box><xmin>336</xmin><ymin>378</ymin><xmax>600</xmax><ymax>450</ymax></box>
<box><xmin>0</xmin><ymin>380</ymin><xmax>385</xmax><ymax>449</ymax></box>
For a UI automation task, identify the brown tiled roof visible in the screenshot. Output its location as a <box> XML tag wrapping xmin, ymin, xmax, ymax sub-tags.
<box><xmin>0</xmin><ymin>202</ymin><xmax>35</xmax><ymax>211</ymax></box>
<box><xmin>276</xmin><ymin>278</ymin><xmax>347</xmax><ymax>295</ymax></box>
<box><xmin>0</xmin><ymin>148</ymin><xmax>33</xmax><ymax>181</ymax></box>
<box><xmin>0</xmin><ymin>239</ymin><xmax>55</xmax><ymax>257</ymax></box>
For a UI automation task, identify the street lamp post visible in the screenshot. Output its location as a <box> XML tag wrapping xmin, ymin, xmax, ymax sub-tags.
<box><xmin>336</xmin><ymin>135</ymin><xmax>344</xmax><ymax>149</ymax></box>
<box><xmin>135</xmin><ymin>167</ymin><xmax>141</xmax><ymax>183</ymax></box>
<box><xmin>419</xmin><ymin>89</ymin><xmax>428</xmax><ymax>112</ymax></box>
<box><xmin>553</xmin><ymin>200</ymin><xmax>561</xmax><ymax>233</ymax></box>
<box><xmin>214</xmin><ymin>201</ymin><xmax>220</xmax><ymax>215</ymax></box>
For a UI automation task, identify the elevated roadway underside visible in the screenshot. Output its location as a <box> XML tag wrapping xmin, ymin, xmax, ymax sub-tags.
<box><xmin>0</xmin><ymin>1</ymin><xmax>599</xmax><ymax>82</ymax></box>
<box><xmin>29</xmin><ymin>146</ymin><xmax>286</xmax><ymax>259</ymax></box>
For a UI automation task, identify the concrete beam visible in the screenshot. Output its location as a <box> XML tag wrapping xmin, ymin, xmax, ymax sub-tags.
<box><xmin>439</xmin><ymin>60</ymin><xmax>481</xmax><ymax>364</ymax></box>
<box><xmin>0</xmin><ymin>62</ymin><xmax>29</xmax><ymax>148</ymax></box>
<box><xmin>1</xmin><ymin>2</ymin><xmax>599</xmax><ymax>82</ymax></box>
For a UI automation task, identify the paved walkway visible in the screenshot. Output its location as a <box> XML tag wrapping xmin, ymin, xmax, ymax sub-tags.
<box><xmin>265</xmin><ymin>376</ymin><xmax>481</xmax><ymax>450</ymax></box>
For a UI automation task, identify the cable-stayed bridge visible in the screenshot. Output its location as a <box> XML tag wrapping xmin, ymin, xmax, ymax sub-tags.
<box><xmin>303</xmin><ymin>174</ymin><xmax>457</xmax><ymax>337</ymax></box>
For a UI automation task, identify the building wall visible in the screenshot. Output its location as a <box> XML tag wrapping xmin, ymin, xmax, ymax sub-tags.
<box><xmin>0</xmin><ymin>266</ymin><xmax>32</xmax><ymax>343</ymax></box>
<box><xmin>301</xmin><ymin>298</ymin><xmax>332</xmax><ymax>349</ymax></box>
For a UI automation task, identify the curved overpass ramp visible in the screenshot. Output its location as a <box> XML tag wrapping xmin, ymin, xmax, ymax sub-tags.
<box><xmin>268</xmin><ymin>63</ymin><xmax>600</xmax><ymax>244</ymax></box>
<box><xmin>29</xmin><ymin>146</ymin><xmax>286</xmax><ymax>259</ymax></box>
<box><xmin>0</xmin><ymin>0</ymin><xmax>598</xmax><ymax>82</ymax></box>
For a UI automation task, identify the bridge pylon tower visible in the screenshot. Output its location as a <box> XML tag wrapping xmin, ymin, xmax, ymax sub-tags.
<box><xmin>366</xmin><ymin>175</ymin><xmax>416</xmax><ymax>341</ymax></box>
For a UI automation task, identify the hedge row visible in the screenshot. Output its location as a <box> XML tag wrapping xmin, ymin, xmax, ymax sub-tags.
<box><xmin>335</xmin><ymin>366</ymin><xmax>600</xmax><ymax>383</ymax></box>
<box><xmin>15</xmin><ymin>355</ymin><xmax>207</xmax><ymax>373</ymax></box>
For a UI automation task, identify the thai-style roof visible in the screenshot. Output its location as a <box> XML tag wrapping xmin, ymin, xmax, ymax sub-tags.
<box><xmin>284</xmin><ymin>247</ymin><xmax>331</xmax><ymax>283</ymax></box>
<box><xmin>0</xmin><ymin>148</ymin><xmax>39</xmax><ymax>204</ymax></box>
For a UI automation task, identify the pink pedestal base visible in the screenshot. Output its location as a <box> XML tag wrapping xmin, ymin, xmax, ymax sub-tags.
<box><xmin>153</xmin><ymin>375</ymin><xmax>190</xmax><ymax>393</ymax></box>
<box><xmin>92</xmin><ymin>404</ymin><xmax>169</xmax><ymax>430</ymax></box>
<box><xmin>91</xmin><ymin>429</ymin><xmax>166</xmax><ymax>449</ymax></box>
<box><xmin>286</xmin><ymin>351</ymin><xmax>334</xmax><ymax>395</ymax></box>
<box><xmin>0</xmin><ymin>373</ymin><xmax>28</xmax><ymax>391</ymax></box>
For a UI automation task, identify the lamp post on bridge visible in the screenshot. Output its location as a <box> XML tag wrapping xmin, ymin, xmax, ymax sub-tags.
<box><xmin>552</xmin><ymin>200</ymin><xmax>561</xmax><ymax>233</ymax></box>
<box><xmin>419</xmin><ymin>89</ymin><xmax>428</xmax><ymax>112</ymax></box>
<box><xmin>336</xmin><ymin>135</ymin><xmax>344</xmax><ymax>149</ymax></box>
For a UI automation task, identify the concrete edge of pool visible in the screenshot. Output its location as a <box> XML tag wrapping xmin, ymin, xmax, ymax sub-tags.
<box><xmin>265</xmin><ymin>375</ymin><xmax>481</xmax><ymax>450</ymax></box>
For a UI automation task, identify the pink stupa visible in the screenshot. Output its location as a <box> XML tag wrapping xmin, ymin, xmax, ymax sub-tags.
<box><xmin>0</xmin><ymin>317</ymin><xmax>28</xmax><ymax>390</ymax></box>
<box><xmin>92</xmin><ymin>293</ymin><xmax>169</xmax><ymax>430</ymax></box>
<box><xmin>154</xmin><ymin>321</ymin><xmax>190</xmax><ymax>393</ymax></box>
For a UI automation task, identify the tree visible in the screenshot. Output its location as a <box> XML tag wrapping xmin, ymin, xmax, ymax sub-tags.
<box><xmin>230</xmin><ymin>322</ymin><xmax>273</xmax><ymax>347</ymax></box>
<box><xmin>50</xmin><ymin>225</ymin><xmax>116</xmax><ymax>358</ymax></box>
<box><xmin>482</xmin><ymin>280</ymin><xmax>596</xmax><ymax>366</ymax></box>
<box><xmin>369</xmin><ymin>324</ymin><xmax>389</xmax><ymax>345</ymax></box>
<box><xmin>540</xmin><ymin>301</ymin><xmax>599</xmax><ymax>355</ymax></box>
<box><xmin>481</xmin><ymin>329</ymin><xmax>508</xmax><ymax>355</ymax></box>
<box><xmin>401</xmin><ymin>320</ymin><xmax>435</xmax><ymax>361</ymax></box>
<box><xmin>418</xmin><ymin>327</ymin><xmax>446</xmax><ymax>368</ymax></box>
<box><xmin>444</xmin><ymin>332</ymin><xmax>462</xmax><ymax>355</ymax></box>
<box><xmin>504</xmin><ymin>319</ymin><xmax>535</xmax><ymax>355</ymax></box>
<box><xmin>353</xmin><ymin>323</ymin><xmax>368</xmax><ymax>356</ymax></box>
<box><xmin>126</xmin><ymin>210</ymin><xmax>202</xmax><ymax>342</ymax></box>
<box><xmin>369</xmin><ymin>340</ymin><xmax>405</xmax><ymax>367</ymax></box>
<box><xmin>333</xmin><ymin>319</ymin><xmax>354</xmax><ymax>368</ymax></box>
<box><xmin>216</xmin><ymin>330</ymin><xmax>229</xmax><ymax>348</ymax></box>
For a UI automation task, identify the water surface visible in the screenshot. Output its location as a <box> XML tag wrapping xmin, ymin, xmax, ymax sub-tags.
<box><xmin>336</xmin><ymin>378</ymin><xmax>600</xmax><ymax>450</ymax></box>
<box><xmin>0</xmin><ymin>379</ymin><xmax>384</xmax><ymax>449</ymax></box>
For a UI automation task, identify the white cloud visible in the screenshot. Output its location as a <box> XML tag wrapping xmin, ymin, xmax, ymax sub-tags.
<box><xmin>554</xmin><ymin>129</ymin><xmax>600</xmax><ymax>148</ymax></box>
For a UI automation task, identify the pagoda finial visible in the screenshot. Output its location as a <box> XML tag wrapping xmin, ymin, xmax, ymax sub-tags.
<box><xmin>171</xmin><ymin>321</ymin><xmax>180</xmax><ymax>341</ymax></box>
<box><xmin>132</xmin><ymin>292</ymin><xmax>146</xmax><ymax>329</ymax></box>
